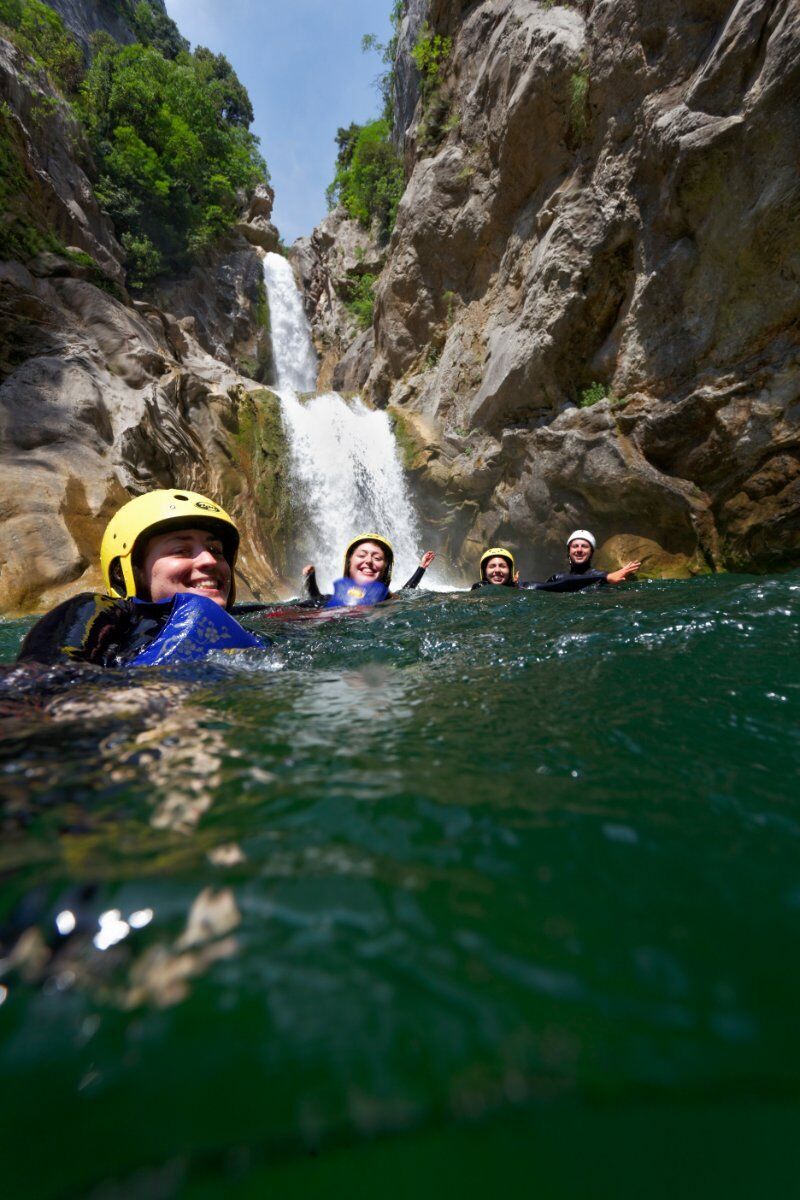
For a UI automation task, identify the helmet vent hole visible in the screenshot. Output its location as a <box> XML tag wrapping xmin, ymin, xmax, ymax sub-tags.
<box><xmin>174</xmin><ymin>493</ymin><xmax>189</xmax><ymax>501</ymax></box>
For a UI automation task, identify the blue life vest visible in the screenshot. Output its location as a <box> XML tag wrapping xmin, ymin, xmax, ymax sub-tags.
<box><xmin>325</xmin><ymin>578</ymin><xmax>390</xmax><ymax>609</ymax></box>
<box><xmin>130</xmin><ymin>593</ymin><xmax>267</xmax><ymax>665</ymax></box>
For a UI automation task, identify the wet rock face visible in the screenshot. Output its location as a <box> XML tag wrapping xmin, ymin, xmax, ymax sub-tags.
<box><xmin>291</xmin><ymin>207</ymin><xmax>386</xmax><ymax>391</ymax></box>
<box><xmin>358</xmin><ymin>0</ymin><xmax>800</xmax><ymax>575</ymax></box>
<box><xmin>0</xmin><ymin>259</ymin><xmax>288</xmax><ymax>613</ymax></box>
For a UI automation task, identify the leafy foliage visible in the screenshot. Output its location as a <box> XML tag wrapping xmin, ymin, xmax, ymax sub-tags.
<box><xmin>0</xmin><ymin>0</ymin><xmax>266</xmax><ymax>287</ymax></box>
<box><xmin>0</xmin><ymin>99</ymin><xmax>62</xmax><ymax>259</ymax></box>
<box><xmin>411</xmin><ymin>21</ymin><xmax>452</xmax><ymax>101</ymax></box>
<box><xmin>569</xmin><ymin>69</ymin><xmax>589</xmax><ymax>143</ymax></box>
<box><xmin>78</xmin><ymin>39</ymin><xmax>266</xmax><ymax>285</ymax></box>
<box><xmin>326</xmin><ymin>119</ymin><xmax>403</xmax><ymax>238</ymax></box>
<box><xmin>0</xmin><ymin>0</ymin><xmax>84</xmax><ymax>93</ymax></box>
<box><xmin>345</xmin><ymin>273</ymin><xmax>377</xmax><ymax>330</ymax></box>
<box><xmin>411</xmin><ymin>20</ymin><xmax>453</xmax><ymax>151</ymax></box>
<box><xmin>579</xmin><ymin>381</ymin><xmax>619</xmax><ymax>408</ymax></box>
<box><xmin>126</xmin><ymin>0</ymin><xmax>188</xmax><ymax>60</ymax></box>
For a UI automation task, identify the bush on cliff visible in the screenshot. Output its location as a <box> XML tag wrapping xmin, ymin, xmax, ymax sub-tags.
<box><xmin>0</xmin><ymin>0</ymin><xmax>84</xmax><ymax>93</ymax></box>
<box><xmin>326</xmin><ymin>118</ymin><xmax>403</xmax><ymax>239</ymax></box>
<box><xmin>0</xmin><ymin>0</ymin><xmax>266</xmax><ymax>287</ymax></box>
<box><xmin>78</xmin><ymin>39</ymin><xmax>266</xmax><ymax>285</ymax></box>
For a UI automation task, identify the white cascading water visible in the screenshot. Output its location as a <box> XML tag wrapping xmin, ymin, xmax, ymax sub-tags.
<box><xmin>262</xmin><ymin>251</ymin><xmax>436</xmax><ymax>590</ymax></box>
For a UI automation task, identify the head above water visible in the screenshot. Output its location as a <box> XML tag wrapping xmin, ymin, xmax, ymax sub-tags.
<box><xmin>100</xmin><ymin>490</ymin><xmax>240</xmax><ymax>609</ymax></box>
<box><xmin>566</xmin><ymin>529</ymin><xmax>596</xmax><ymax>570</ymax></box>
<box><xmin>480</xmin><ymin>547</ymin><xmax>516</xmax><ymax>586</ymax></box>
<box><xmin>343</xmin><ymin>534</ymin><xmax>394</xmax><ymax>585</ymax></box>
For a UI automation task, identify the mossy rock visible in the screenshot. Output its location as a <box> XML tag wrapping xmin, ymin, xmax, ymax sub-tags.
<box><xmin>596</xmin><ymin>535</ymin><xmax>712</xmax><ymax>580</ymax></box>
<box><xmin>228</xmin><ymin>387</ymin><xmax>293</xmax><ymax>574</ymax></box>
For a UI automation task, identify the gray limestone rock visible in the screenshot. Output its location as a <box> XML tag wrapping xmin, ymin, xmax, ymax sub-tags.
<box><xmin>350</xmin><ymin>0</ymin><xmax>800</xmax><ymax>576</ymax></box>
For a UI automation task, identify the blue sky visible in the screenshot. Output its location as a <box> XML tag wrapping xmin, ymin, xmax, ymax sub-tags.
<box><xmin>164</xmin><ymin>0</ymin><xmax>396</xmax><ymax>244</ymax></box>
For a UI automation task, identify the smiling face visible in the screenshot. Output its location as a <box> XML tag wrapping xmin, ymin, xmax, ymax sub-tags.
<box><xmin>568</xmin><ymin>538</ymin><xmax>594</xmax><ymax>567</ymax></box>
<box><xmin>139</xmin><ymin>527</ymin><xmax>232</xmax><ymax>607</ymax></box>
<box><xmin>484</xmin><ymin>556</ymin><xmax>511</xmax><ymax>585</ymax></box>
<box><xmin>347</xmin><ymin>541</ymin><xmax>388</xmax><ymax>585</ymax></box>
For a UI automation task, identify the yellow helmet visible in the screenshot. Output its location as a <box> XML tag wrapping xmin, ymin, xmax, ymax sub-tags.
<box><xmin>100</xmin><ymin>489</ymin><xmax>240</xmax><ymax>607</ymax></box>
<box><xmin>343</xmin><ymin>533</ymin><xmax>394</xmax><ymax>584</ymax></box>
<box><xmin>480</xmin><ymin>546</ymin><xmax>516</xmax><ymax>579</ymax></box>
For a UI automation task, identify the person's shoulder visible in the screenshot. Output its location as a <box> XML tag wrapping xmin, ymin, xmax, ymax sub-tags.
<box><xmin>17</xmin><ymin>592</ymin><xmax>131</xmax><ymax>664</ymax></box>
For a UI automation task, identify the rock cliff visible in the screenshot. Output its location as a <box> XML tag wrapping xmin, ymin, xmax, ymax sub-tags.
<box><xmin>320</xmin><ymin>0</ymin><xmax>800</xmax><ymax>579</ymax></box>
<box><xmin>0</xmin><ymin>21</ymin><xmax>288</xmax><ymax>614</ymax></box>
<box><xmin>292</xmin><ymin>207</ymin><xmax>387</xmax><ymax>392</ymax></box>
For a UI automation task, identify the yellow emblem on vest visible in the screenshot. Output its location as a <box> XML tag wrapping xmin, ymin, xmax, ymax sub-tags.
<box><xmin>347</xmin><ymin>587</ymin><xmax>365</xmax><ymax>600</ymax></box>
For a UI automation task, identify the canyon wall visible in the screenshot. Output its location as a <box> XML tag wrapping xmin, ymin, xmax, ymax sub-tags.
<box><xmin>0</xmin><ymin>19</ymin><xmax>287</xmax><ymax>613</ymax></box>
<box><xmin>310</xmin><ymin>0</ymin><xmax>800</xmax><ymax>580</ymax></box>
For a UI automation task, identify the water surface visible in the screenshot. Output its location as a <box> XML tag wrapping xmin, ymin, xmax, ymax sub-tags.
<box><xmin>1</xmin><ymin>574</ymin><xmax>799</xmax><ymax>1197</ymax></box>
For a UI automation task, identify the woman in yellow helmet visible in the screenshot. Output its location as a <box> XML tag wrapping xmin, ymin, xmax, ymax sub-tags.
<box><xmin>471</xmin><ymin>548</ymin><xmax>519</xmax><ymax>589</ymax></box>
<box><xmin>302</xmin><ymin>534</ymin><xmax>436</xmax><ymax>608</ymax></box>
<box><xmin>17</xmin><ymin>490</ymin><xmax>268</xmax><ymax>667</ymax></box>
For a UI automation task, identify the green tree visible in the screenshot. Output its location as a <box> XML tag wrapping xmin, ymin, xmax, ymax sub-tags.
<box><xmin>326</xmin><ymin>118</ymin><xmax>404</xmax><ymax>238</ymax></box>
<box><xmin>79</xmin><ymin>39</ymin><xmax>267</xmax><ymax>285</ymax></box>
<box><xmin>0</xmin><ymin>0</ymin><xmax>84</xmax><ymax>94</ymax></box>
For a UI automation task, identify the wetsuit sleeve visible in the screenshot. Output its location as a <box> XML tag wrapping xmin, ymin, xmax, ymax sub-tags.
<box><xmin>402</xmin><ymin>566</ymin><xmax>426</xmax><ymax>590</ymax></box>
<box><xmin>16</xmin><ymin>594</ymin><xmax>134</xmax><ymax>666</ymax></box>
<box><xmin>521</xmin><ymin>570</ymin><xmax>608</xmax><ymax>592</ymax></box>
<box><xmin>303</xmin><ymin>569</ymin><xmax>322</xmax><ymax>600</ymax></box>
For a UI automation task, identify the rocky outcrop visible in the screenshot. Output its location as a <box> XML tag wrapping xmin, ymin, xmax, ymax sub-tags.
<box><xmin>392</xmin><ymin>0</ymin><xmax>428</xmax><ymax>150</ymax></box>
<box><xmin>0</xmin><ymin>255</ymin><xmax>290</xmax><ymax>613</ymax></box>
<box><xmin>0</xmin><ymin>35</ymin><xmax>125</xmax><ymax>286</ymax></box>
<box><xmin>355</xmin><ymin>0</ymin><xmax>800</xmax><ymax>577</ymax></box>
<box><xmin>233</xmin><ymin>181</ymin><xmax>280</xmax><ymax>253</ymax></box>
<box><xmin>291</xmin><ymin>207</ymin><xmax>386</xmax><ymax>390</ymax></box>
<box><xmin>44</xmin><ymin>0</ymin><xmax>140</xmax><ymax>53</ymax></box>
<box><xmin>152</xmin><ymin>240</ymin><xmax>273</xmax><ymax>385</ymax></box>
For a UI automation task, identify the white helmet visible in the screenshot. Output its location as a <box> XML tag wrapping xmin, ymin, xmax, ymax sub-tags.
<box><xmin>566</xmin><ymin>529</ymin><xmax>596</xmax><ymax>550</ymax></box>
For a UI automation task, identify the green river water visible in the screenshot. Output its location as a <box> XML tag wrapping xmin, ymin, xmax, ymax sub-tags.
<box><xmin>1</xmin><ymin>573</ymin><xmax>799</xmax><ymax>1197</ymax></box>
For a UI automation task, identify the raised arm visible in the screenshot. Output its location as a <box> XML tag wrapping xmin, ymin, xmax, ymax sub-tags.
<box><xmin>605</xmin><ymin>560</ymin><xmax>641</xmax><ymax>584</ymax></box>
<box><xmin>302</xmin><ymin>564</ymin><xmax>322</xmax><ymax>599</ymax></box>
<box><xmin>402</xmin><ymin>550</ymin><xmax>436</xmax><ymax>590</ymax></box>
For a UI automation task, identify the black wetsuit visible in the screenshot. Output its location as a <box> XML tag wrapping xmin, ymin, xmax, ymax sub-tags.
<box><xmin>301</xmin><ymin>565</ymin><xmax>428</xmax><ymax>606</ymax></box>
<box><xmin>520</xmin><ymin>567</ymin><xmax>608</xmax><ymax>592</ymax></box>
<box><xmin>17</xmin><ymin>593</ymin><xmax>264</xmax><ymax>667</ymax></box>
<box><xmin>471</xmin><ymin>564</ymin><xmax>608</xmax><ymax>593</ymax></box>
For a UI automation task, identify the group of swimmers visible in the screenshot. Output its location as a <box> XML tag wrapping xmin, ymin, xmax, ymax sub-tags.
<box><xmin>17</xmin><ymin>489</ymin><xmax>642</xmax><ymax>669</ymax></box>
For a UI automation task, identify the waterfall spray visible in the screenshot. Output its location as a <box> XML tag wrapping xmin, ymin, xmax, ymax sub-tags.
<box><xmin>262</xmin><ymin>252</ymin><xmax>437</xmax><ymax>590</ymax></box>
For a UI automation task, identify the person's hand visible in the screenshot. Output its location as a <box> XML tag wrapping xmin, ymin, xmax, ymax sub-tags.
<box><xmin>420</xmin><ymin>550</ymin><xmax>435</xmax><ymax>569</ymax></box>
<box><xmin>302</xmin><ymin>564</ymin><xmax>315</xmax><ymax>576</ymax></box>
<box><xmin>607</xmin><ymin>560</ymin><xmax>641</xmax><ymax>584</ymax></box>
<box><xmin>513</xmin><ymin>570</ymin><xmax>520</xmax><ymax>585</ymax></box>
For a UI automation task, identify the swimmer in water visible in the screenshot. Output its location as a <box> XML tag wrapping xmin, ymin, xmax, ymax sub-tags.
<box><xmin>17</xmin><ymin>490</ymin><xmax>268</xmax><ymax>667</ymax></box>
<box><xmin>472</xmin><ymin>534</ymin><xmax>640</xmax><ymax>593</ymax></box>
<box><xmin>519</xmin><ymin>529</ymin><xmax>641</xmax><ymax>591</ymax></box>
<box><xmin>303</xmin><ymin>535</ymin><xmax>436</xmax><ymax>608</ymax></box>
<box><xmin>471</xmin><ymin>548</ymin><xmax>519</xmax><ymax>589</ymax></box>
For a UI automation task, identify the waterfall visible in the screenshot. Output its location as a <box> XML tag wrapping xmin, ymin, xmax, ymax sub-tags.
<box><xmin>262</xmin><ymin>252</ymin><xmax>434</xmax><ymax>590</ymax></box>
